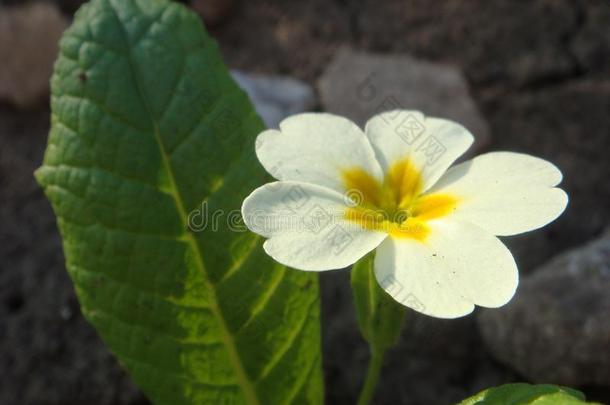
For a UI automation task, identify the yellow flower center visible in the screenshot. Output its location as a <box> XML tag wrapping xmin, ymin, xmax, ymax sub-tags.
<box><xmin>341</xmin><ymin>158</ymin><xmax>458</xmax><ymax>241</ymax></box>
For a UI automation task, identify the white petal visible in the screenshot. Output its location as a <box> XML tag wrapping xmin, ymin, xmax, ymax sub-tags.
<box><xmin>374</xmin><ymin>220</ymin><xmax>518</xmax><ymax>318</ymax></box>
<box><xmin>365</xmin><ymin>110</ymin><xmax>474</xmax><ymax>190</ymax></box>
<box><xmin>241</xmin><ymin>181</ymin><xmax>387</xmax><ymax>271</ymax></box>
<box><xmin>255</xmin><ymin>113</ymin><xmax>383</xmax><ymax>194</ymax></box>
<box><xmin>428</xmin><ymin>152</ymin><xmax>568</xmax><ymax>236</ymax></box>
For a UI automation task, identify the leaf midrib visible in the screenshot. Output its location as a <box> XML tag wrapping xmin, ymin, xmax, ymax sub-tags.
<box><xmin>106</xmin><ymin>1</ymin><xmax>260</xmax><ymax>403</ymax></box>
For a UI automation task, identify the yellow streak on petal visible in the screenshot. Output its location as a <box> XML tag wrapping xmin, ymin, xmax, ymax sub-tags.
<box><xmin>412</xmin><ymin>193</ymin><xmax>458</xmax><ymax>221</ymax></box>
<box><xmin>387</xmin><ymin>217</ymin><xmax>430</xmax><ymax>241</ymax></box>
<box><xmin>341</xmin><ymin>167</ymin><xmax>382</xmax><ymax>207</ymax></box>
<box><xmin>385</xmin><ymin>158</ymin><xmax>423</xmax><ymax>209</ymax></box>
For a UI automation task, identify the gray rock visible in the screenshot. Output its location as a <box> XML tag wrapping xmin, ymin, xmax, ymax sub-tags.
<box><xmin>0</xmin><ymin>3</ymin><xmax>68</xmax><ymax>108</ymax></box>
<box><xmin>478</xmin><ymin>230</ymin><xmax>610</xmax><ymax>386</ymax></box>
<box><xmin>317</xmin><ymin>48</ymin><xmax>491</xmax><ymax>153</ymax></box>
<box><xmin>231</xmin><ymin>70</ymin><xmax>317</xmax><ymax>128</ymax></box>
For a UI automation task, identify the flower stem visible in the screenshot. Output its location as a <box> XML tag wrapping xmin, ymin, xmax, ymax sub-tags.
<box><xmin>357</xmin><ymin>346</ymin><xmax>385</xmax><ymax>405</ymax></box>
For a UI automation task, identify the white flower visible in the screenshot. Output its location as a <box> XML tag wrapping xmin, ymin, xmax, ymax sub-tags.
<box><xmin>241</xmin><ymin>111</ymin><xmax>568</xmax><ymax>318</ymax></box>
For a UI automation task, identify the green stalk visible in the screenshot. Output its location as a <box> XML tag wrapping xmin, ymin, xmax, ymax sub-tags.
<box><xmin>351</xmin><ymin>252</ymin><xmax>406</xmax><ymax>405</ymax></box>
<box><xmin>357</xmin><ymin>346</ymin><xmax>386</xmax><ymax>405</ymax></box>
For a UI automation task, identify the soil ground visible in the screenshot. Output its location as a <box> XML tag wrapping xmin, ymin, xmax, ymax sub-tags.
<box><xmin>1</xmin><ymin>0</ymin><xmax>609</xmax><ymax>404</ymax></box>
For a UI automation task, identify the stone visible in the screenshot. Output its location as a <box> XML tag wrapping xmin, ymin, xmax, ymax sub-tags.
<box><xmin>478</xmin><ymin>230</ymin><xmax>610</xmax><ymax>386</ymax></box>
<box><xmin>317</xmin><ymin>48</ymin><xmax>491</xmax><ymax>153</ymax></box>
<box><xmin>231</xmin><ymin>70</ymin><xmax>317</xmax><ymax>128</ymax></box>
<box><xmin>0</xmin><ymin>2</ymin><xmax>68</xmax><ymax>108</ymax></box>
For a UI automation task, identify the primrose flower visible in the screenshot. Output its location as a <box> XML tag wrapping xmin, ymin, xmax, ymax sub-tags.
<box><xmin>241</xmin><ymin>111</ymin><xmax>568</xmax><ymax>318</ymax></box>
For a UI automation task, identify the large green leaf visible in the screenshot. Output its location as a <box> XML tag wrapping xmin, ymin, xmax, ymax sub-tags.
<box><xmin>458</xmin><ymin>383</ymin><xmax>601</xmax><ymax>405</ymax></box>
<box><xmin>35</xmin><ymin>0</ymin><xmax>323</xmax><ymax>403</ymax></box>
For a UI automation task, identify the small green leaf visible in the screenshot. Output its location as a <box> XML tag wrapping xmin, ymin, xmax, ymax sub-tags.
<box><xmin>351</xmin><ymin>252</ymin><xmax>405</xmax><ymax>350</ymax></box>
<box><xmin>459</xmin><ymin>383</ymin><xmax>601</xmax><ymax>405</ymax></box>
<box><xmin>36</xmin><ymin>0</ymin><xmax>323</xmax><ymax>403</ymax></box>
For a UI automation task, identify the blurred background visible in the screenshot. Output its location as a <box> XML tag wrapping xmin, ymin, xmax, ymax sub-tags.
<box><xmin>0</xmin><ymin>0</ymin><xmax>609</xmax><ymax>404</ymax></box>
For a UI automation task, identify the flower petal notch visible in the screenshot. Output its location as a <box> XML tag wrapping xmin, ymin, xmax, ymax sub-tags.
<box><xmin>242</xmin><ymin>110</ymin><xmax>568</xmax><ymax>318</ymax></box>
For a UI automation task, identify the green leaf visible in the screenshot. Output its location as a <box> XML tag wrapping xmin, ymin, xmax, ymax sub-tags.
<box><xmin>351</xmin><ymin>252</ymin><xmax>405</xmax><ymax>351</ymax></box>
<box><xmin>458</xmin><ymin>383</ymin><xmax>601</xmax><ymax>405</ymax></box>
<box><xmin>35</xmin><ymin>0</ymin><xmax>323</xmax><ymax>403</ymax></box>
